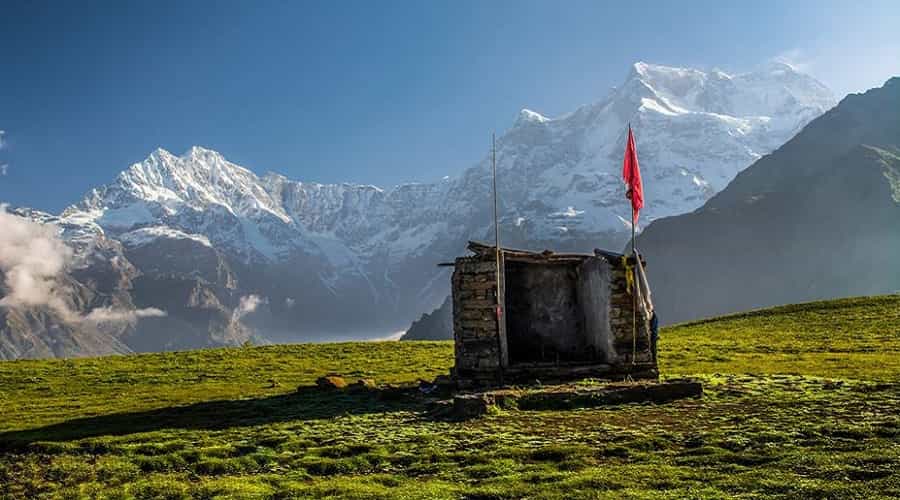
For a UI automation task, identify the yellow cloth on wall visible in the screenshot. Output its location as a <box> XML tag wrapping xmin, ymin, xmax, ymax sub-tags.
<box><xmin>621</xmin><ymin>256</ymin><xmax>635</xmax><ymax>295</ymax></box>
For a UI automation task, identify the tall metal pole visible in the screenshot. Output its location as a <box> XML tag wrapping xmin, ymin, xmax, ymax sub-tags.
<box><xmin>626</xmin><ymin>123</ymin><xmax>637</xmax><ymax>365</ymax></box>
<box><xmin>631</xmin><ymin>206</ymin><xmax>637</xmax><ymax>365</ymax></box>
<box><xmin>492</xmin><ymin>133</ymin><xmax>504</xmax><ymax>384</ymax></box>
<box><xmin>493</xmin><ymin>133</ymin><xmax>501</xmax><ymax>285</ymax></box>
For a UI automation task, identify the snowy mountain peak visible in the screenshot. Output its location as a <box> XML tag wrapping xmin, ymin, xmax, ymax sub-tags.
<box><xmin>630</xmin><ymin>61</ymin><xmax>702</xmax><ymax>81</ymax></box>
<box><xmin>64</xmin><ymin>61</ymin><xmax>835</xmax><ymax>249</ymax></box>
<box><xmin>135</xmin><ymin>146</ymin><xmax>239</xmax><ymax>179</ymax></box>
<box><xmin>616</xmin><ymin>62</ymin><xmax>835</xmax><ymax>141</ymax></box>
<box><xmin>759</xmin><ymin>59</ymin><xmax>800</xmax><ymax>74</ymax></box>
<box><xmin>186</xmin><ymin>144</ymin><xmax>221</xmax><ymax>158</ymax></box>
<box><xmin>516</xmin><ymin>108</ymin><xmax>550</xmax><ymax>125</ymax></box>
<box><xmin>52</xmin><ymin>61</ymin><xmax>836</xmax><ymax>335</ymax></box>
<box><xmin>149</xmin><ymin>146</ymin><xmax>175</xmax><ymax>159</ymax></box>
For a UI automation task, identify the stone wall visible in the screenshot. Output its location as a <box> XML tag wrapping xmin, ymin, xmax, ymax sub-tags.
<box><xmin>451</xmin><ymin>251</ymin><xmax>655</xmax><ymax>386</ymax></box>
<box><xmin>452</xmin><ymin>257</ymin><xmax>503</xmax><ymax>377</ymax></box>
<box><xmin>576</xmin><ymin>257</ymin><xmax>615</xmax><ymax>363</ymax></box>
<box><xmin>608</xmin><ymin>264</ymin><xmax>653</xmax><ymax>365</ymax></box>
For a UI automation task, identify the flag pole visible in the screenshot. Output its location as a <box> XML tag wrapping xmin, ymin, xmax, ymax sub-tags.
<box><xmin>631</xmin><ymin>205</ymin><xmax>637</xmax><ymax>365</ymax></box>
<box><xmin>629</xmin><ymin>122</ymin><xmax>636</xmax><ymax>259</ymax></box>
<box><xmin>628</xmin><ymin>123</ymin><xmax>637</xmax><ymax>365</ymax></box>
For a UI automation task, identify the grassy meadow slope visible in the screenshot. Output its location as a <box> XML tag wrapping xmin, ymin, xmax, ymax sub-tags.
<box><xmin>1</xmin><ymin>295</ymin><xmax>899</xmax><ymax>498</ymax></box>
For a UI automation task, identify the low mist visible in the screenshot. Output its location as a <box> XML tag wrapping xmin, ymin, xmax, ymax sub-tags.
<box><xmin>0</xmin><ymin>206</ymin><xmax>166</xmax><ymax>324</ymax></box>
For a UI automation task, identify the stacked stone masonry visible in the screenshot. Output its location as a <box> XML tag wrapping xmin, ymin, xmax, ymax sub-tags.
<box><xmin>452</xmin><ymin>257</ymin><xmax>503</xmax><ymax>375</ymax></box>
<box><xmin>451</xmin><ymin>243</ymin><xmax>656</xmax><ymax>387</ymax></box>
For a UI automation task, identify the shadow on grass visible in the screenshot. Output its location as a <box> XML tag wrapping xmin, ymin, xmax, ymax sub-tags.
<box><xmin>0</xmin><ymin>385</ymin><xmax>429</xmax><ymax>449</ymax></box>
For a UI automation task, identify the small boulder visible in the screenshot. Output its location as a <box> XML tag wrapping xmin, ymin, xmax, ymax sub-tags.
<box><xmin>452</xmin><ymin>393</ymin><xmax>496</xmax><ymax>419</ymax></box>
<box><xmin>377</xmin><ymin>384</ymin><xmax>415</xmax><ymax>402</ymax></box>
<box><xmin>351</xmin><ymin>378</ymin><xmax>378</xmax><ymax>391</ymax></box>
<box><xmin>315</xmin><ymin>375</ymin><xmax>348</xmax><ymax>390</ymax></box>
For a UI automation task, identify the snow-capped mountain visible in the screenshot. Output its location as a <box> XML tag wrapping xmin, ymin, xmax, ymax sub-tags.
<box><xmin>24</xmin><ymin>61</ymin><xmax>836</xmax><ymax>348</ymax></box>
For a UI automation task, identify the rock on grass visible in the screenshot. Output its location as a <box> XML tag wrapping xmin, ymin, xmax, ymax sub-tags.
<box><xmin>315</xmin><ymin>375</ymin><xmax>348</xmax><ymax>390</ymax></box>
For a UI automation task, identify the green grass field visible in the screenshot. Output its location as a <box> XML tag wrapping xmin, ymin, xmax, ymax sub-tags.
<box><xmin>1</xmin><ymin>295</ymin><xmax>899</xmax><ymax>499</ymax></box>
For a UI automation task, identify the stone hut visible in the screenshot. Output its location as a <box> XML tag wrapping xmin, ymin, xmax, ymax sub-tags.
<box><xmin>450</xmin><ymin>241</ymin><xmax>656</xmax><ymax>388</ymax></box>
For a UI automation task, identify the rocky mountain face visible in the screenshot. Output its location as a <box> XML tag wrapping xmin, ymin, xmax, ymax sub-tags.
<box><xmin>638</xmin><ymin>77</ymin><xmax>900</xmax><ymax>325</ymax></box>
<box><xmin>0</xmin><ymin>268</ymin><xmax>132</xmax><ymax>359</ymax></box>
<box><xmin>0</xmin><ymin>207</ymin><xmax>256</xmax><ymax>360</ymax></box>
<box><xmin>0</xmin><ymin>62</ymin><xmax>836</xmax><ymax>356</ymax></box>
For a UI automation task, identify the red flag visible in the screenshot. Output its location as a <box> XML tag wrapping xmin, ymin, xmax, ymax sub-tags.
<box><xmin>622</xmin><ymin>126</ymin><xmax>643</xmax><ymax>224</ymax></box>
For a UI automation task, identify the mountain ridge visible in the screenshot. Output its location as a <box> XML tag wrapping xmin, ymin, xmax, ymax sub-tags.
<box><xmin>637</xmin><ymin>77</ymin><xmax>900</xmax><ymax>325</ymax></box>
<box><xmin>1</xmin><ymin>61</ymin><xmax>837</xmax><ymax>357</ymax></box>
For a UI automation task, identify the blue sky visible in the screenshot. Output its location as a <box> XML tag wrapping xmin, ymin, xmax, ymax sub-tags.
<box><xmin>1</xmin><ymin>0</ymin><xmax>898</xmax><ymax>212</ymax></box>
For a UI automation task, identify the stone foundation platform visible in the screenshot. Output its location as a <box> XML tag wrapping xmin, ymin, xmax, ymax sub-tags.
<box><xmin>448</xmin><ymin>379</ymin><xmax>702</xmax><ymax>419</ymax></box>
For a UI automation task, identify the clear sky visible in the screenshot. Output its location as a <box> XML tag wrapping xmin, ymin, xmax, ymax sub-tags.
<box><xmin>1</xmin><ymin>0</ymin><xmax>898</xmax><ymax>212</ymax></box>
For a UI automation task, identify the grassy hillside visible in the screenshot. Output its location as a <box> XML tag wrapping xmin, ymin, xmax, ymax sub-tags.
<box><xmin>1</xmin><ymin>295</ymin><xmax>899</xmax><ymax>498</ymax></box>
<box><xmin>662</xmin><ymin>294</ymin><xmax>900</xmax><ymax>380</ymax></box>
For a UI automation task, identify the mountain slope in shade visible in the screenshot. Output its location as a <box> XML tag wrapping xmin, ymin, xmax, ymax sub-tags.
<box><xmin>400</xmin><ymin>295</ymin><xmax>451</xmax><ymax>341</ymax></box>
<box><xmin>637</xmin><ymin>77</ymin><xmax>900</xmax><ymax>325</ymax></box>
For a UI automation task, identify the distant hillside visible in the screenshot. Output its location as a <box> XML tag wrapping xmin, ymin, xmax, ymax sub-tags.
<box><xmin>400</xmin><ymin>296</ymin><xmax>451</xmax><ymax>341</ymax></box>
<box><xmin>639</xmin><ymin>77</ymin><xmax>900</xmax><ymax>325</ymax></box>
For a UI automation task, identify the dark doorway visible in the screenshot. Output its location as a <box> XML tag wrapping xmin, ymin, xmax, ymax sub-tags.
<box><xmin>504</xmin><ymin>260</ymin><xmax>602</xmax><ymax>364</ymax></box>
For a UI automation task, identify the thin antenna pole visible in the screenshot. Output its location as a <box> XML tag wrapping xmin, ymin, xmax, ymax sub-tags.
<box><xmin>492</xmin><ymin>133</ymin><xmax>501</xmax><ymax>321</ymax></box>
<box><xmin>492</xmin><ymin>132</ymin><xmax>505</xmax><ymax>383</ymax></box>
<box><xmin>493</xmin><ymin>133</ymin><xmax>500</xmax><ymax>268</ymax></box>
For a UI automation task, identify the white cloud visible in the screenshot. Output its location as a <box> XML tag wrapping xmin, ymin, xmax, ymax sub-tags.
<box><xmin>83</xmin><ymin>306</ymin><xmax>167</xmax><ymax>324</ymax></box>
<box><xmin>0</xmin><ymin>205</ymin><xmax>74</xmax><ymax>318</ymax></box>
<box><xmin>0</xmin><ymin>206</ymin><xmax>166</xmax><ymax>323</ymax></box>
<box><xmin>367</xmin><ymin>330</ymin><xmax>405</xmax><ymax>342</ymax></box>
<box><xmin>232</xmin><ymin>294</ymin><xmax>264</xmax><ymax>323</ymax></box>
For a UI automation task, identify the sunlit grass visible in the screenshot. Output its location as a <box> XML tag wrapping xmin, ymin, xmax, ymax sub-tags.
<box><xmin>1</xmin><ymin>294</ymin><xmax>898</xmax><ymax>498</ymax></box>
